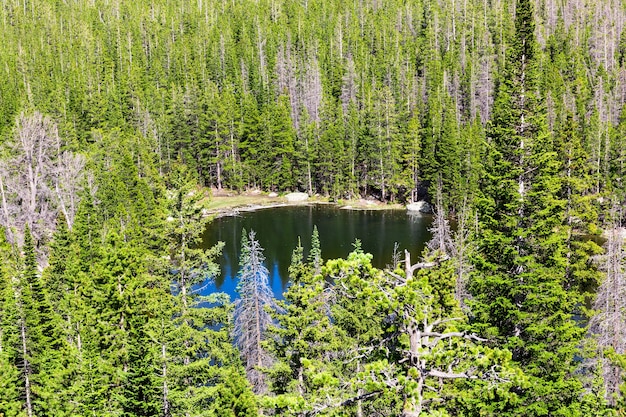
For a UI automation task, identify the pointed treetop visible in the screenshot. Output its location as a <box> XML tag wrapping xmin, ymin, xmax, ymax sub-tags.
<box><xmin>514</xmin><ymin>0</ymin><xmax>536</xmax><ymax>61</ymax></box>
<box><xmin>239</xmin><ymin>227</ymin><xmax>250</xmax><ymax>268</ymax></box>
<box><xmin>308</xmin><ymin>225</ymin><xmax>321</xmax><ymax>273</ymax></box>
<box><xmin>23</xmin><ymin>224</ymin><xmax>37</xmax><ymax>272</ymax></box>
<box><xmin>290</xmin><ymin>237</ymin><xmax>303</xmax><ymax>269</ymax></box>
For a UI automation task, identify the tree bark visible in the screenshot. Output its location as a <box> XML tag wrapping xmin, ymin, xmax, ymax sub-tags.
<box><xmin>20</xmin><ymin>320</ymin><xmax>33</xmax><ymax>417</ymax></box>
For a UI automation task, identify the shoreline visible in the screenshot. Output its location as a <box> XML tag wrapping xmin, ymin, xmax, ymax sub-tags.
<box><xmin>205</xmin><ymin>192</ymin><xmax>405</xmax><ymax>218</ymax></box>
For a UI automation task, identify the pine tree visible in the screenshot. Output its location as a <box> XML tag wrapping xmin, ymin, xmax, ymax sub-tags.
<box><xmin>239</xmin><ymin>93</ymin><xmax>263</xmax><ymax>189</ymax></box>
<box><xmin>344</xmin><ymin>102</ymin><xmax>362</xmax><ymax>198</ymax></box>
<box><xmin>393</xmin><ymin>250</ymin><xmax>520</xmax><ymax>417</ymax></box>
<box><xmin>325</xmin><ymin>248</ymin><xmax>396</xmax><ymax>415</ymax></box>
<box><xmin>368</xmin><ymin>86</ymin><xmax>402</xmax><ymax>201</ymax></box>
<box><xmin>55</xmin><ymin>195</ymin><xmax>107</xmax><ymax>414</ymax></box>
<box><xmin>308</xmin><ymin>225</ymin><xmax>322</xmax><ymax>274</ymax></box>
<box><xmin>470</xmin><ymin>0</ymin><xmax>588</xmax><ymax>413</ymax></box>
<box><xmin>403</xmin><ymin>112</ymin><xmax>422</xmax><ymax>203</ymax></box>
<box><xmin>220</xmin><ymin>86</ymin><xmax>244</xmax><ymax>190</ymax></box>
<box><xmin>43</xmin><ymin>213</ymin><xmax>72</xmax><ymax>309</ymax></box>
<box><xmin>41</xmin><ymin>211</ymin><xmax>98</xmax><ymax>415</ymax></box>
<box><xmin>314</xmin><ymin>99</ymin><xmax>347</xmax><ymax>198</ymax></box>
<box><xmin>264</xmin><ymin>238</ymin><xmax>340</xmax><ymax>414</ymax></box>
<box><xmin>19</xmin><ymin>225</ymin><xmax>66</xmax><ymax>416</ymax></box>
<box><xmin>555</xmin><ymin>114</ymin><xmax>603</xmax><ymax>294</ymax></box>
<box><xmin>200</xmin><ymin>81</ymin><xmax>238</xmax><ymax>190</ymax></box>
<box><xmin>209</xmin><ymin>367</ymin><xmax>258</xmax><ymax>417</ymax></box>
<box><xmin>0</xmin><ymin>229</ymin><xmax>22</xmax><ymax>416</ymax></box>
<box><xmin>91</xmin><ymin>232</ymin><xmax>163</xmax><ymax>416</ymax></box>
<box><xmin>436</xmin><ymin>96</ymin><xmax>462</xmax><ymax>211</ymax></box>
<box><xmin>162</xmin><ymin>164</ymin><xmax>249</xmax><ymax>415</ymax></box>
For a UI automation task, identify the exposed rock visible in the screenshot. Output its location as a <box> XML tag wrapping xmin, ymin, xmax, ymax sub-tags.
<box><xmin>285</xmin><ymin>192</ymin><xmax>309</xmax><ymax>202</ymax></box>
<box><xmin>268</xmin><ymin>192</ymin><xmax>278</xmax><ymax>198</ymax></box>
<box><xmin>406</xmin><ymin>201</ymin><xmax>432</xmax><ymax>213</ymax></box>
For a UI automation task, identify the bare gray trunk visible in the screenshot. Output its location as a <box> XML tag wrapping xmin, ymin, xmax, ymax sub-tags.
<box><xmin>162</xmin><ymin>341</ymin><xmax>170</xmax><ymax>416</ymax></box>
<box><xmin>20</xmin><ymin>320</ymin><xmax>33</xmax><ymax>417</ymax></box>
<box><xmin>0</xmin><ymin>174</ymin><xmax>13</xmax><ymax>242</ymax></box>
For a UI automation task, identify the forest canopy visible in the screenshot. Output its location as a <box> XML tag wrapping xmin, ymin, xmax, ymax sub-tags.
<box><xmin>0</xmin><ymin>0</ymin><xmax>625</xmax><ymax>207</ymax></box>
<box><xmin>1</xmin><ymin>0</ymin><xmax>626</xmax><ymax>415</ymax></box>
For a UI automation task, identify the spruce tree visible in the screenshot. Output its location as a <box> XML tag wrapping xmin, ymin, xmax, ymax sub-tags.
<box><xmin>18</xmin><ymin>226</ymin><xmax>67</xmax><ymax>416</ymax></box>
<box><xmin>42</xmin><ymin>212</ymin><xmax>97</xmax><ymax>416</ymax></box>
<box><xmin>91</xmin><ymin>233</ymin><xmax>163</xmax><ymax>416</ymax></box>
<box><xmin>470</xmin><ymin>0</ymin><xmax>587</xmax><ymax>413</ymax></box>
<box><xmin>44</xmin><ymin>195</ymin><xmax>107</xmax><ymax>414</ymax></box>
<box><xmin>264</xmin><ymin>238</ymin><xmax>339</xmax><ymax>414</ymax></box>
<box><xmin>0</xmin><ymin>229</ymin><xmax>22</xmax><ymax>415</ymax></box>
<box><xmin>163</xmin><ymin>164</ymin><xmax>249</xmax><ymax>415</ymax></box>
<box><xmin>308</xmin><ymin>225</ymin><xmax>322</xmax><ymax>274</ymax></box>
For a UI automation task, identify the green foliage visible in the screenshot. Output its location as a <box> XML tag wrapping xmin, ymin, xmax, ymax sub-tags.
<box><xmin>1</xmin><ymin>0</ymin><xmax>623</xmax><ymax>204</ymax></box>
<box><xmin>264</xmin><ymin>239</ymin><xmax>523</xmax><ymax>416</ymax></box>
<box><xmin>209</xmin><ymin>368</ymin><xmax>258</xmax><ymax>417</ymax></box>
<box><xmin>470</xmin><ymin>0</ymin><xmax>603</xmax><ymax>413</ymax></box>
<box><xmin>0</xmin><ymin>230</ymin><xmax>22</xmax><ymax>416</ymax></box>
<box><xmin>163</xmin><ymin>165</ymin><xmax>250</xmax><ymax>416</ymax></box>
<box><xmin>265</xmin><ymin>237</ymin><xmax>341</xmax><ymax>414</ymax></box>
<box><xmin>0</xmin><ymin>0</ymin><xmax>624</xmax><ymax>413</ymax></box>
<box><xmin>308</xmin><ymin>226</ymin><xmax>322</xmax><ymax>273</ymax></box>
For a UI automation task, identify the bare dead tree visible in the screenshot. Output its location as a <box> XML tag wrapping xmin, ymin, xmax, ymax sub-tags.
<box><xmin>53</xmin><ymin>152</ymin><xmax>86</xmax><ymax>230</ymax></box>
<box><xmin>587</xmin><ymin>0</ymin><xmax>623</xmax><ymax>73</ymax></box>
<box><xmin>589</xmin><ymin>208</ymin><xmax>626</xmax><ymax>405</ymax></box>
<box><xmin>340</xmin><ymin>54</ymin><xmax>358</xmax><ymax>113</ymax></box>
<box><xmin>427</xmin><ymin>179</ymin><xmax>454</xmax><ymax>257</ymax></box>
<box><xmin>13</xmin><ymin>111</ymin><xmax>58</xmax><ymax>232</ymax></box>
<box><xmin>426</xmin><ymin>180</ymin><xmax>474</xmax><ymax>305</ymax></box>
<box><xmin>276</xmin><ymin>40</ymin><xmax>300</xmax><ymax>133</ymax></box>
<box><xmin>452</xmin><ymin>197</ymin><xmax>474</xmax><ymax>307</ymax></box>
<box><xmin>0</xmin><ymin>169</ymin><xmax>13</xmax><ymax>242</ymax></box>
<box><xmin>256</xmin><ymin>22</ymin><xmax>268</xmax><ymax>88</ymax></box>
<box><xmin>233</xmin><ymin>230</ymin><xmax>275</xmax><ymax>394</ymax></box>
<box><xmin>0</xmin><ymin>111</ymin><xmax>86</xmax><ymax>254</ymax></box>
<box><xmin>474</xmin><ymin>31</ymin><xmax>495</xmax><ymax>125</ymax></box>
<box><xmin>302</xmin><ymin>53</ymin><xmax>323</xmax><ymax>124</ymax></box>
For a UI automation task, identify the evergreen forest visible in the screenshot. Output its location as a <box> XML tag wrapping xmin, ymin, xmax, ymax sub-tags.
<box><xmin>1</xmin><ymin>0</ymin><xmax>626</xmax><ymax>414</ymax></box>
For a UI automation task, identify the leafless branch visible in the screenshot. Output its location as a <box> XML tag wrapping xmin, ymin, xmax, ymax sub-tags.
<box><xmin>0</xmin><ymin>111</ymin><xmax>86</xmax><ymax>257</ymax></box>
<box><xmin>233</xmin><ymin>231</ymin><xmax>276</xmax><ymax>394</ymax></box>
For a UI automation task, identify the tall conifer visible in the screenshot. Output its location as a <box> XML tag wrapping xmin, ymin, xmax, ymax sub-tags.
<box><xmin>0</xmin><ymin>230</ymin><xmax>22</xmax><ymax>415</ymax></box>
<box><xmin>470</xmin><ymin>0</ymin><xmax>587</xmax><ymax>413</ymax></box>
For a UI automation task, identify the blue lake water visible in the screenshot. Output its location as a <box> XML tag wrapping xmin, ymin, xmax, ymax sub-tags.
<box><xmin>200</xmin><ymin>204</ymin><xmax>432</xmax><ymax>299</ymax></box>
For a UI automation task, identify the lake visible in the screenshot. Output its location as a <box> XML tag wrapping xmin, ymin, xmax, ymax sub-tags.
<box><xmin>200</xmin><ymin>204</ymin><xmax>433</xmax><ymax>299</ymax></box>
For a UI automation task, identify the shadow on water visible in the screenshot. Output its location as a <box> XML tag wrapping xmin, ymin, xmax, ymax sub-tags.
<box><xmin>199</xmin><ymin>205</ymin><xmax>433</xmax><ymax>300</ymax></box>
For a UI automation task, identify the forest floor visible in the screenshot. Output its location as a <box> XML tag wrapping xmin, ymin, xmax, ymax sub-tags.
<box><xmin>205</xmin><ymin>189</ymin><xmax>405</xmax><ymax>217</ymax></box>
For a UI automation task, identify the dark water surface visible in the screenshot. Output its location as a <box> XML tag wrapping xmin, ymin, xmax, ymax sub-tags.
<box><xmin>200</xmin><ymin>205</ymin><xmax>432</xmax><ymax>299</ymax></box>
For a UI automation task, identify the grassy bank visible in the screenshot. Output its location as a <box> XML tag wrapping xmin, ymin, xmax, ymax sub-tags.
<box><xmin>204</xmin><ymin>190</ymin><xmax>405</xmax><ymax>217</ymax></box>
